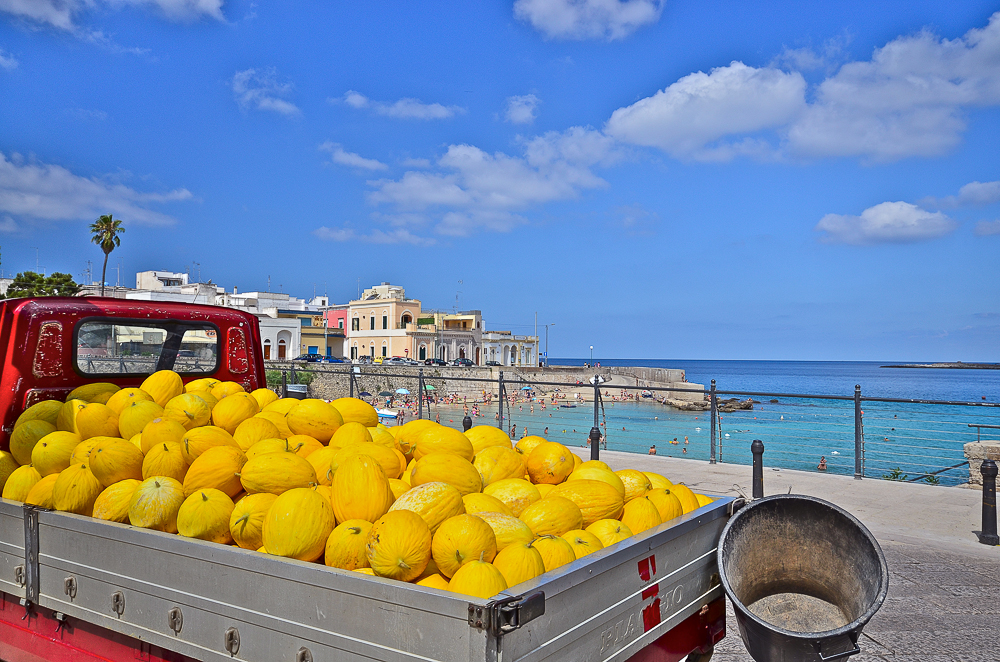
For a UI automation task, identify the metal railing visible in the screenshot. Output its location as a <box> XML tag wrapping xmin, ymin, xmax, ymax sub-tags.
<box><xmin>264</xmin><ymin>362</ymin><xmax>1000</xmax><ymax>486</ymax></box>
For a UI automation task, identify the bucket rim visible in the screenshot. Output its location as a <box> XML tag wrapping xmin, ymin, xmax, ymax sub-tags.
<box><xmin>716</xmin><ymin>493</ymin><xmax>889</xmax><ymax>641</ymax></box>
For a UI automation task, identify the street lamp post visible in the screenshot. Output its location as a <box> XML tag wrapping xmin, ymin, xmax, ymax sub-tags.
<box><xmin>544</xmin><ymin>323</ymin><xmax>555</xmax><ymax>367</ymax></box>
<box><xmin>590</xmin><ymin>345</ymin><xmax>594</xmax><ymax>364</ymax></box>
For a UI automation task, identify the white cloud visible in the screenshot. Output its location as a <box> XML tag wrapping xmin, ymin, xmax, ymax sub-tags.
<box><xmin>367</xmin><ymin>126</ymin><xmax>618</xmax><ymax>236</ymax></box>
<box><xmin>313</xmin><ymin>226</ymin><xmax>434</xmax><ymax>246</ymax></box>
<box><xmin>319</xmin><ymin>142</ymin><xmax>387</xmax><ymax>171</ymax></box>
<box><xmin>924</xmin><ymin>180</ymin><xmax>1000</xmax><ymax>208</ymax></box>
<box><xmin>605</xmin><ymin>62</ymin><xmax>806</xmax><ymax>159</ymax></box>
<box><xmin>337</xmin><ymin>90</ymin><xmax>463</xmax><ymax>120</ymax></box>
<box><xmin>0</xmin><ymin>0</ymin><xmax>223</xmax><ymax>30</ymax></box>
<box><xmin>606</xmin><ymin>12</ymin><xmax>1000</xmax><ymax>162</ymax></box>
<box><xmin>0</xmin><ymin>48</ymin><xmax>17</xmax><ymax>69</ymax></box>
<box><xmin>974</xmin><ymin>219</ymin><xmax>1000</xmax><ymax>236</ymax></box>
<box><xmin>504</xmin><ymin>94</ymin><xmax>540</xmax><ymax>124</ymax></box>
<box><xmin>815</xmin><ymin>201</ymin><xmax>957</xmax><ymax>245</ymax></box>
<box><xmin>232</xmin><ymin>68</ymin><xmax>300</xmax><ymax>117</ymax></box>
<box><xmin>0</xmin><ymin>151</ymin><xmax>192</xmax><ymax>227</ymax></box>
<box><xmin>513</xmin><ymin>0</ymin><xmax>663</xmax><ymax>41</ymax></box>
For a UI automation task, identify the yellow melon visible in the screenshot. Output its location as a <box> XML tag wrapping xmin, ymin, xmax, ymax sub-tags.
<box><xmin>669</xmin><ymin>483</ymin><xmax>700</xmax><ymax>514</ymax></box>
<box><xmin>52</xmin><ymin>463</ymin><xmax>103</xmax><ymax>515</ymax></box>
<box><xmin>412</xmin><ymin>426</ymin><xmax>474</xmax><ymax>461</ymax></box>
<box><xmin>620</xmin><ymin>496</ymin><xmax>663</xmax><ymax>535</ymax></box>
<box><xmin>128</xmin><ymin>476</ymin><xmax>185</xmax><ymax>532</ymax></box>
<box><xmin>55</xmin><ymin>399</ymin><xmax>87</xmax><ymax>433</ymax></box>
<box><xmin>105</xmin><ymin>388</ymin><xmax>152</xmax><ymax>415</ymax></box>
<box><xmin>550</xmin><ymin>479</ymin><xmax>625</xmax><ymax>527</ymax></box>
<box><xmin>696</xmin><ymin>493</ymin><xmax>715</xmax><ymax>507</ymax></box>
<box><xmin>331</xmin><ymin>397</ymin><xmax>379</xmax><ymax>427</ymax></box>
<box><xmin>519</xmin><ymin>496</ymin><xmax>583</xmax><ymax>536</ymax></box>
<box><xmin>330</xmin><ymin>421</ymin><xmax>373</xmax><ymax>448</ymax></box>
<box><xmin>0</xmin><ymin>451</ymin><xmax>16</xmax><ymax>492</ymax></box>
<box><xmin>331</xmin><ymin>443</ymin><xmax>401</xmax><ymax>481</ymax></box>
<box><xmin>492</xmin><ymin>541</ymin><xmax>546</xmax><ymax>588</ymax></box>
<box><xmin>118</xmin><ymin>400</ymin><xmax>164</xmax><ymax>440</ymax></box>
<box><xmin>645</xmin><ymin>488</ymin><xmax>684</xmax><ymax>522</ymax></box>
<box><xmin>447</xmin><ymin>558</ymin><xmax>507</xmax><ymax>598</ymax></box>
<box><xmin>586</xmin><ymin>519</ymin><xmax>633</xmax><ymax>547</ymax></box>
<box><xmin>561</xmin><ymin>529</ymin><xmax>604</xmax><ymax>558</ymax></box>
<box><xmin>241</xmin><ymin>452</ymin><xmax>317</xmax><ymax>495</ymax></box>
<box><xmin>616</xmin><ymin>469</ymin><xmax>652</xmax><ymax>502</ymax></box>
<box><xmin>531</xmin><ymin>534</ymin><xmax>577</xmax><ymax>572</ymax></box>
<box><xmin>250</xmin><ymin>388</ymin><xmax>279</xmax><ymax>410</ymax></box>
<box><xmin>177</xmin><ymin>489</ymin><xmax>235</xmax><ymax>544</ymax></box>
<box><xmin>66</xmin><ymin>382</ymin><xmax>119</xmax><ymax>403</ymax></box>
<box><xmin>180</xmin><ymin>426</ymin><xmax>238</xmax><ymax>464</ymax></box>
<box><xmin>473</xmin><ymin>446</ymin><xmax>525</xmax><ymax>487</ymax></box>
<box><xmin>643</xmin><ymin>472</ymin><xmax>673</xmax><ymax>490</ymax></box>
<box><xmin>465</xmin><ymin>425</ymin><xmax>513</xmax><ymax>454</ymax></box>
<box><xmin>416</xmin><ymin>573</ymin><xmax>451</xmax><ymax>590</ymax></box>
<box><xmin>229</xmin><ymin>492</ymin><xmax>277</xmax><ymax>550</ymax></box>
<box><xmin>368</xmin><ymin>426</ymin><xmax>399</xmax><ymax>451</ymax></box>
<box><xmin>15</xmin><ymin>400</ymin><xmax>63</xmax><ymax>428</ymax></box>
<box><xmin>567</xmin><ymin>466</ymin><xmax>626</xmax><ymax>497</ymax></box>
<box><xmin>514</xmin><ymin>435</ymin><xmax>546</xmax><ymax>456</ymax></box>
<box><xmin>475</xmin><ymin>511</ymin><xmax>534</xmax><ymax>551</ymax></box>
<box><xmin>366</xmin><ymin>510</ymin><xmax>432</xmax><ymax>582</ymax></box>
<box><xmin>525</xmin><ymin>441</ymin><xmax>575</xmax><ymax>485</ymax></box>
<box><xmin>431</xmin><ymin>514</ymin><xmax>497</xmax><ymax>578</ymax></box>
<box><xmin>70</xmin><ymin>438</ymin><xmax>117</xmax><ymax>468</ymax></box>
<box><xmin>262</xmin><ymin>487</ymin><xmax>335</xmax><ymax>562</ymax></box>
<box><xmin>411</xmin><ymin>453</ymin><xmax>482</xmax><ymax>496</ymax></box>
<box><xmin>184</xmin><ymin>377</ymin><xmax>220</xmax><ymax>393</ymax></box>
<box><xmin>262</xmin><ymin>398</ymin><xmax>299</xmax><ymax>415</ymax></box>
<box><xmin>140</xmin><ymin>370</ymin><xmax>184</xmax><ymax>407</ymax></box>
<box><xmin>142</xmin><ymin>442</ymin><xmax>189</xmax><ymax>482</ymax></box>
<box><xmin>10</xmin><ymin>420</ymin><xmax>55</xmax><ymax>465</ymax></box>
<box><xmin>306</xmin><ymin>446</ymin><xmax>338</xmax><ymax>486</ymax></box>
<box><xmin>324</xmin><ymin>519</ymin><xmax>373</xmax><ymax>570</ymax></box>
<box><xmin>32</xmin><ymin>431</ymin><xmax>82</xmax><ymax>476</ymax></box>
<box><xmin>392</xmin><ymin>419</ymin><xmax>437</xmax><ymax>455</ymax></box>
<box><xmin>92</xmin><ymin>479</ymin><xmax>141</xmax><ymax>522</ymax></box>
<box><xmin>332</xmin><ymin>454</ymin><xmax>393</xmax><ymax>523</ymax></box>
<box><xmin>211</xmin><ymin>381</ymin><xmax>245</xmax><ymax>400</ymax></box>
<box><xmin>285</xmin><ymin>434</ymin><xmax>323</xmax><ymax>458</ymax></box>
<box><xmin>24</xmin><ymin>474</ymin><xmax>59</xmax><ymax>508</ymax></box>
<box><xmin>89</xmin><ymin>437</ymin><xmax>144</xmax><ymax>486</ymax></box>
<box><xmin>75</xmin><ymin>403</ymin><xmax>120</xmax><ymax>440</ymax></box>
<box><xmin>388</xmin><ymin>478</ymin><xmax>410</xmax><ymax>500</ymax></box>
<box><xmin>212</xmin><ymin>393</ymin><xmax>260</xmax><ymax>435</ymax></box>
<box><xmin>183</xmin><ymin>446</ymin><xmax>247</xmax><ymax>497</ymax></box>
<box><xmin>253</xmin><ymin>411</ymin><xmax>292</xmax><ymax>439</ymax></box>
<box><xmin>389</xmin><ymin>481</ymin><xmax>465</xmax><ymax>533</ymax></box>
<box><xmin>286</xmin><ymin>400</ymin><xmax>343</xmax><ymax>443</ymax></box>
<box><xmin>163</xmin><ymin>393</ymin><xmax>212</xmax><ymax>430</ymax></box>
<box><xmin>482</xmin><ymin>478</ymin><xmax>541</xmax><ymax>517</ymax></box>
<box><xmin>2</xmin><ymin>465</ymin><xmax>42</xmax><ymax>501</ymax></box>
<box><xmin>140</xmin><ymin>418</ymin><xmax>187</xmax><ymax>453</ymax></box>
<box><xmin>462</xmin><ymin>492</ymin><xmax>514</xmax><ymax>517</ymax></box>
<box><xmin>535</xmin><ymin>483</ymin><xmax>555</xmax><ymax>498</ymax></box>
<box><xmin>233</xmin><ymin>418</ymin><xmax>281</xmax><ymax>451</ymax></box>
<box><xmin>245</xmin><ymin>438</ymin><xmax>291</xmax><ymax>461</ymax></box>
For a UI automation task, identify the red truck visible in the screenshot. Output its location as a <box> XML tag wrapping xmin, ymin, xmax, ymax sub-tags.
<box><xmin>0</xmin><ymin>297</ymin><xmax>729</xmax><ymax>662</ymax></box>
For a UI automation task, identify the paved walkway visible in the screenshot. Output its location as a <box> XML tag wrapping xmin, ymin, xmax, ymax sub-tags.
<box><xmin>584</xmin><ymin>450</ymin><xmax>1000</xmax><ymax>661</ymax></box>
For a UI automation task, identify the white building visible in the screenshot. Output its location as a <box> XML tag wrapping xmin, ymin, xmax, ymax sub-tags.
<box><xmin>481</xmin><ymin>330</ymin><xmax>539</xmax><ymax>367</ymax></box>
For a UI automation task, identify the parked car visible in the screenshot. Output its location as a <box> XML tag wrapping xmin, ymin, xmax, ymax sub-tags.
<box><xmin>323</xmin><ymin>356</ymin><xmax>346</xmax><ymax>363</ymax></box>
<box><xmin>485</xmin><ymin>360</ymin><xmax>501</xmax><ymax>366</ymax></box>
<box><xmin>452</xmin><ymin>358</ymin><xmax>474</xmax><ymax>367</ymax></box>
<box><xmin>293</xmin><ymin>354</ymin><xmax>323</xmax><ymax>363</ymax></box>
<box><xmin>372</xmin><ymin>356</ymin><xmax>385</xmax><ymax>365</ymax></box>
<box><xmin>385</xmin><ymin>356</ymin><xmax>407</xmax><ymax>365</ymax></box>
<box><xmin>353</xmin><ymin>355</ymin><xmax>372</xmax><ymax>364</ymax></box>
<box><xmin>404</xmin><ymin>358</ymin><xmax>422</xmax><ymax>366</ymax></box>
<box><xmin>424</xmin><ymin>358</ymin><xmax>447</xmax><ymax>366</ymax></box>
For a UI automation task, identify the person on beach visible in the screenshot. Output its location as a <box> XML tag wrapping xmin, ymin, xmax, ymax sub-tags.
<box><xmin>649</xmin><ymin>445</ymin><xmax>656</xmax><ymax>455</ymax></box>
<box><xmin>818</xmin><ymin>456</ymin><xmax>828</xmax><ymax>471</ymax></box>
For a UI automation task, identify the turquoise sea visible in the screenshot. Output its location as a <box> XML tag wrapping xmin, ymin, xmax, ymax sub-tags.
<box><xmin>448</xmin><ymin>360</ymin><xmax>1000</xmax><ymax>487</ymax></box>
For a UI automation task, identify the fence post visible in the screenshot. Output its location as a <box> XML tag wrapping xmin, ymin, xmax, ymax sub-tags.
<box><xmin>349</xmin><ymin>370</ymin><xmax>354</xmax><ymax>398</ymax></box>
<box><xmin>418</xmin><ymin>369</ymin><xmax>424</xmax><ymax>420</ymax></box>
<box><xmin>463</xmin><ymin>415</ymin><xmax>473</xmax><ymax>432</ymax></box>
<box><xmin>281</xmin><ymin>370</ymin><xmax>287</xmax><ymax>398</ymax></box>
<box><xmin>980</xmin><ymin>459</ymin><xmax>999</xmax><ymax>546</ymax></box>
<box><xmin>854</xmin><ymin>384</ymin><xmax>863</xmax><ymax>480</ymax></box>
<box><xmin>751</xmin><ymin>439</ymin><xmax>764</xmax><ymax>499</ymax></box>
<box><xmin>498</xmin><ymin>371</ymin><xmax>505</xmax><ymax>430</ymax></box>
<box><xmin>590</xmin><ymin>374</ymin><xmax>601</xmax><ymax>461</ymax></box>
<box><xmin>709</xmin><ymin>380</ymin><xmax>717</xmax><ymax>464</ymax></box>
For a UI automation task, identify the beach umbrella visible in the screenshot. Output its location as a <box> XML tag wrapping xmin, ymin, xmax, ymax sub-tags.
<box><xmin>378</xmin><ymin>391</ymin><xmax>393</xmax><ymax>397</ymax></box>
<box><xmin>423</xmin><ymin>384</ymin><xmax>436</xmax><ymax>390</ymax></box>
<box><xmin>520</xmin><ymin>385</ymin><xmax>533</xmax><ymax>390</ymax></box>
<box><xmin>359</xmin><ymin>391</ymin><xmax>372</xmax><ymax>397</ymax></box>
<box><xmin>395</xmin><ymin>388</ymin><xmax>410</xmax><ymax>395</ymax></box>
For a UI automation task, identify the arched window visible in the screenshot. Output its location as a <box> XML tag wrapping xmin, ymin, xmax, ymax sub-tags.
<box><xmin>263</xmin><ymin>339</ymin><xmax>271</xmax><ymax>360</ymax></box>
<box><xmin>459</xmin><ymin>346</ymin><xmax>466</xmax><ymax>359</ymax></box>
<box><xmin>277</xmin><ymin>339</ymin><xmax>287</xmax><ymax>360</ymax></box>
<box><xmin>401</xmin><ymin>312</ymin><xmax>412</xmax><ymax>326</ymax></box>
<box><xmin>381</xmin><ymin>341</ymin><xmax>388</xmax><ymax>357</ymax></box>
<box><xmin>418</xmin><ymin>344</ymin><xmax>426</xmax><ymax>360</ymax></box>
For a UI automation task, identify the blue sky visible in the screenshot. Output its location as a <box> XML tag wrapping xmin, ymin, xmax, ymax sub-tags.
<box><xmin>1</xmin><ymin>0</ymin><xmax>998</xmax><ymax>362</ymax></box>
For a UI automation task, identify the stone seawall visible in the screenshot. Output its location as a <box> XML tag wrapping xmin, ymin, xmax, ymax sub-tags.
<box><xmin>265</xmin><ymin>361</ymin><xmax>705</xmax><ymax>406</ymax></box>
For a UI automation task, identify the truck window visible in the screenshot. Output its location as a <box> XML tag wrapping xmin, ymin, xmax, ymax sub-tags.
<box><xmin>75</xmin><ymin>320</ymin><xmax>220</xmax><ymax>376</ymax></box>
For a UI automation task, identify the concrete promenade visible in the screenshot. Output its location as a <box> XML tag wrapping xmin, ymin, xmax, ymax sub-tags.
<box><xmin>588</xmin><ymin>450</ymin><xmax>1000</xmax><ymax>661</ymax></box>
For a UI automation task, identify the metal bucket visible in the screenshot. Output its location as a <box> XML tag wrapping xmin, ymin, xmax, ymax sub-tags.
<box><xmin>717</xmin><ymin>495</ymin><xmax>888</xmax><ymax>662</ymax></box>
<box><xmin>285</xmin><ymin>384</ymin><xmax>308</xmax><ymax>399</ymax></box>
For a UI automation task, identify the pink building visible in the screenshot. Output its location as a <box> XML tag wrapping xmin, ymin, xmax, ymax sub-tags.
<box><xmin>325</xmin><ymin>307</ymin><xmax>348</xmax><ymax>335</ymax></box>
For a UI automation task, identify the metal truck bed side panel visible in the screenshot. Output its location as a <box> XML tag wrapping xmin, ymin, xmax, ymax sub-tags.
<box><xmin>0</xmin><ymin>500</ymin><xmax>24</xmax><ymax>598</ymax></box>
<box><xmin>499</xmin><ymin>501</ymin><xmax>728</xmax><ymax>662</ymax></box>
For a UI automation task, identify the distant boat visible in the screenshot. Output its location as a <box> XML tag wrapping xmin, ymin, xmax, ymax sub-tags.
<box><xmin>641</xmin><ymin>390</ymin><xmax>652</xmax><ymax>398</ymax></box>
<box><xmin>376</xmin><ymin>409</ymin><xmax>397</xmax><ymax>419</ymax></box>
<box><xmin>695</xmin><ymin>427</ymin><xmax>702</xmax><ymax>432</ymax></box>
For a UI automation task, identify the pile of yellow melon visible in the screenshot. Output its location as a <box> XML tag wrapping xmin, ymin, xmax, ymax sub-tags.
<box><xmin>0</xmin><ymin>370</ymin><xmax>713</xmax><ymax>600</ymax></box>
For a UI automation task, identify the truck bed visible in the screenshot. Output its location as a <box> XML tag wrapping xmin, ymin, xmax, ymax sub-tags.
<box><xmin>0</xmin><ymin>496</ymin><xmax>733</xmax><ymax>662</ymax></box>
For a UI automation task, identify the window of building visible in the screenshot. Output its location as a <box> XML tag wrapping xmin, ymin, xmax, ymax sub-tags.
<box><xmin>370</xmin><ymin>316</ymin><xmax>375</xmax><ymax>331</ymax></box>
<box><xmin>381</xmin><ymin>344</ymin><xmax>387</xmax><ymax>357</ymax></box>
<box><xmin>382</xmin><ymin>315</ymin><xmax>388</xmax><ymax>330</ymax></box>
<box><xmin>401</xmin><ymin>313</ymin><xmax>412</xmax><ymax>325</ymax></box>
<box><xmin>338</xmin><ymin>319</ymin><xmax>344</xmax><ymax>329</ymax></box>
<box><xmin>351</xmin><ymin>346</ymin><xmax>358</xmax><ymax>359</ymax></box>
<box><xmin>351</xmin><ymin>317</ymin><xmax>360</xmax><ymax>331</ymax></box>
<box><xmin>263</xmin><ymin>340</ymin><xmax>271</xmax><ymax>360</ymax></box>
<box><xmin>326</xmin><ymin>346</ymin><xmax>332</xmax><ymax>356</ymax></box>
<box><xmin>370</xmin><ymin>345</ymin><xmax>375</xmax><ymax>357</ymax></box>
<box><xmin>419</xmin><ymin>345</ymin><xmax>426</xmax><ymax>360</ymax></box>
<box><xmin>300</xmin><ymin>318</ymin><xmax>311</xmax><ymax>326</ymax></box>
<box><xmin>278</xmin><ymin>339</ymin><xmax>287</xmax><ymax>360</ymax></box>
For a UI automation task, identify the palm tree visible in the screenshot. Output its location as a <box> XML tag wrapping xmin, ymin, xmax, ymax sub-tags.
<box><xmin>89</xmin><ymin>214</ymin><xmax>125</xmax><ymax>296</ymax></box>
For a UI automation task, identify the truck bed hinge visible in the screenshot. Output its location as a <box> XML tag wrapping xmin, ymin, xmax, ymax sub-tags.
<box><xmin>469</xmin><ymin>591</ymin><xmax>545</xmax><ymax>637</ymax></box>
<box><xmin>23</xmin><ymin>505</ymin><xmax>41</xmax><ymax>607</ymax></box>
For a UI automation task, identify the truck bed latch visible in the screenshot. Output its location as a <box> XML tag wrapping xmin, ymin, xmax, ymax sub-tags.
<box><xmin>469</xmin><ymin>591</ymin><xmax>545</xmax><ymax>637</ymax></box>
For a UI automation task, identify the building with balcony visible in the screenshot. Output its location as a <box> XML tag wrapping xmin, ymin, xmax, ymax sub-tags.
<box><xmin>482</xmin><ymin>330</ymin><xmax>539</xmax><ymax>366</ymax></box>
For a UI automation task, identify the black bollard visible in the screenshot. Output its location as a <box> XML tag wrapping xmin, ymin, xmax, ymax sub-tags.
<box><xmin>589</xmin><ymin>427</ymin><xmax>601</xmax><ymax>461</ymax></box>
<box><xmin>980</xmin><ymin>459</ymin><xmax>999</xmax><ymax>546</ymax></box>
<box><xmin>462</xmin><ymin>415</ymin><xmax>473</xmax><ymax>432</ymax></box>
<box><xmin>751</xmin><ymin>439</ymin><xmax>764</xmax><ymax>499</ymax></box>
<box><xmin>281</xmin><ymin>370</ymin><xmax>287</xmax><ymax>398</ymax></box>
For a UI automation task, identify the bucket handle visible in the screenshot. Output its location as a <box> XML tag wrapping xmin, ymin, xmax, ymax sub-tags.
<box><xmin>816</xmin><ymin>634</ymin><xmax>861</xmax><ymax>661</ymax></box>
